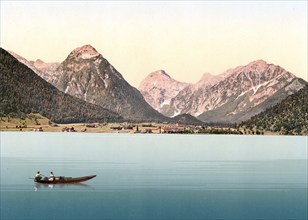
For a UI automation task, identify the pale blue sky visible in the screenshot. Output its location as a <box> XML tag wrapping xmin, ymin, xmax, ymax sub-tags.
<box><xmin>1</xmin><ymin>1</ymin><xmax>307</xmax><ymax>87</ymax></box>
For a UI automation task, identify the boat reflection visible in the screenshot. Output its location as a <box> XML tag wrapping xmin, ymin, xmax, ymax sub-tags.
<box><xmin>34</xmin><ymin>182</ymin><xmax>95</xmax><ymax>191</ymax></box>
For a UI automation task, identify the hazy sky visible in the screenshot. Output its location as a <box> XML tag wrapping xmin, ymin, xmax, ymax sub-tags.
<box><xmin>1</xmin><ymin>1</ymin><xmax>307</xmax><ymax>87</ymax></box>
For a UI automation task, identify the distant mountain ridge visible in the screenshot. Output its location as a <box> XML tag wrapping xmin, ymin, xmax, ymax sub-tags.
<box><xmin>0</xmin><ymin>48</ymin><xmax>122</xmax><ymax>123</ymax></box>
<box><xmin>10</xmin><ymin>45</ymin><xmax>168</xmax><ymax>122</ymax></box>
<box><xmin>8</xmin><ymin>46</ymin><xmax>307</xmax><ymax>124</ymax></box>
<box><xmin>139</xmin><ymin>70</ymin><xmax>190</xmax><ymax>113</ymax></box>
<box><xmin>140</xmin><ymin>60</ymin><xmax>307</xmax><ymax>123</ymax></box>
<box><xmin>8</xmin><ymin>50</ymin><xmax>60</xmax><ymax>82</ymax></box>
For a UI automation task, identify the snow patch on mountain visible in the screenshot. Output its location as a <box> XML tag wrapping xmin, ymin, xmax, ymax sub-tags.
<box><xmin>140</xmin><ymin>59</ymin><xmax>306</xmax><ymax>123</ymax></box>
<box><xmin>139</xmin><ymin>70</ymin><xmax>190</xmax><ymax>112</ymax></box>
<box><xmin>160</xmin><ymin>99</ymin><xmax>171</xmax><ymax>108</ymax></box>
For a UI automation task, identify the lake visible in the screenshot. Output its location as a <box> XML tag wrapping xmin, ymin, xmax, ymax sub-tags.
<box><xmin>1</xmin><ymin>132</ymin><xmax>307</xmax><ymax>220</ymax></box>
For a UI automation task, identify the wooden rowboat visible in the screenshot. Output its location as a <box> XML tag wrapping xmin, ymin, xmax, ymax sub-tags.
<box><xmin>34</xmin><ymin>175</ymin><xmax>96</xmax><ymax>184</ymax></box>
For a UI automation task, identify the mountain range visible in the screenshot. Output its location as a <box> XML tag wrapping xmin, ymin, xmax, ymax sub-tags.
<box><xmin>139</xmin><ymin>60</ymin><xmax>307</xmax><ymax>123</ymax></box>
<box><xmin>0</xmin><ymin>48</ymin><xmax>122</xmax><ymax>123</ymax></box>
<box><xmin>5</xmin><ymin>44</ymin><xmax>307</xmax><ymax>125</ymax></box>
<box><xmin>8</xmin><ymin>45</ymin><xmax>167</xmax><ymax>122</ymax></box>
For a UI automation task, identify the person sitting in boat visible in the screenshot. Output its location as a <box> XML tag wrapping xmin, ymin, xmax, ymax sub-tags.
<box><xmin>49</xmin><ymin>172</ymin><xmax>55</xmax><ymax>181</ymax></box>
<box><xmin>35</xmin><ymin>171</ymin><xmax>42</xmax><ymax>181</ymax></box>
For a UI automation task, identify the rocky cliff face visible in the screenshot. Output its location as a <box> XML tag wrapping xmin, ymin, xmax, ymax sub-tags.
<box><xmin>9</xmin><ymin>45</ymin><xmax>167</xmax><ymax>122</ymax></box>
<box><xmin>51</xmin><ymin>45</ymin><xmax>167</xmax><ymax>122</ymax></box>
<box><xmin>1</xmin><ymin>48</ymin><xmax>122</xmax><ymax>123</ymax></box>
<box><xmin>8</xmin><ymin>50</ymin><xmax>60</xmax><ymax>82</ymax></box>
<box><xmin>140</xmin><ymin>60</ymin><xmax>307</xmax><ymax>123</ymax></box>
<box><xmin>139</xmin><ymin>70</ymin><xmax>190</xmax><ymax>113</ymax></box>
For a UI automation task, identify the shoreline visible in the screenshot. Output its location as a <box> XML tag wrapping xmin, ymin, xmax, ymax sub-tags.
<box><xmin>0</xmin><ymin>124</ymin><xmax>291</xmax><ymax>136</ymax></box>
<box><xmin>1</xmin><ymin>116</ymin><xmax>306</xmax><ymax>136</ymax></box>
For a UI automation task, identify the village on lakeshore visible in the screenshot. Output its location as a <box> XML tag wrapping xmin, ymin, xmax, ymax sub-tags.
<box><xmin>0</xmin><ymin>114</ymin><xmax>286</xmax><ymax>135</ymax></box>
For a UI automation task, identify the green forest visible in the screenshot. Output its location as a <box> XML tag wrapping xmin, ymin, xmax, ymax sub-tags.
<box><xmin>0</xmin><ymin>48</ymin><xmax>122</xmax><ymax>123</ymax></box>
<box><xmin>241</xmin><ymin>85</ymin><xmax>308</xmax><ymax>135</ymax></box>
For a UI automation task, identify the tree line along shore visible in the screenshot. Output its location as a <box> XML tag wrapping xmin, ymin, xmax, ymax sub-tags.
<box><xmin>0</xmin><ymin>113</ymin><xmax>295</xmax><ymax>135</ymax></box>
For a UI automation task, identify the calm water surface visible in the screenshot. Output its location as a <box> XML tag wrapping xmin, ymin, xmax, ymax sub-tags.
<box><xmin>1</xmin><ymin>132</ymin><xmax>307</xmax><ymax>220</ymax></box>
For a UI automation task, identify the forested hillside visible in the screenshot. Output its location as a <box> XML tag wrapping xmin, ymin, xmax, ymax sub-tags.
<box><xmin>0</xmin><ymin>48</ymin><xmax>122</xmax><ymax>123</ymax></box>
<box><xmin>170</xmin><ymin>114</ymin><xmax>204</xmax><ymax>125</ymax></box>
<box><xmin>241</xmin><ymin>85</ymin><xmax>307</xmax><ymax>135</ymax></box>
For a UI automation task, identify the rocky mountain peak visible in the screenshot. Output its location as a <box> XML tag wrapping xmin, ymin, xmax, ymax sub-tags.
<box><xmin>247</xmin><ymin>59</ymin><xmax>267</xmax><ymax>66</ymax></box>
<box><xmin>33</xmin><ymin>59</ymin><xmax>47</xmax><ymax>68</ymax></box>
<box><xmin>140</xmin><ymin>60</ymin><xmax>306</xmax><ymax>123</ymax></box>
<box><xmin>200</xmin><ymin>72</ymin><xmax>213</xmax><ymax>78</ymax></box>
<box><xmin>198</xmin><ymin>72</ymin><xmax>216</xmax><ymax>83</ymax></box>
<box><xmin>195</xmin><ymin>72</ymin><xmax>223</xmax><ymax>88</ymax></box>
<box><xmin>139</xmin><ymin>70</ymin><xmax>176</xmax><ymax>91</ymax></box>
<box><xmin>35</xmin><ymin>59</ymin><xmax>45</xmax><ymax>64</ymax></box>
<box><xmin>139</xmin><ymin>70</ymin><xmax>190</xmax><ymax>112</ymax></box>
<box><xmin>69</xmin><ymin>44</ymin><xmax>100</xmax><ymax>60</ymax></box>
<box><xmin>43</xmin><ymin>45</ymin><xmax>166</xmax><ymax>122</ymax></box>
<box><xmin>140</xmin><ymin>70</ymin><xmax>188</xmax><ymax>91</ymax></box>
<box><xmin>242</xmin><ymin>59</ymin><xmax>269</xmax><ymax>72</ymax></box>
<box><xmin>149</xmin><ymin>70</ymin><xmax>171</xmax><ymax>79</ymax></box>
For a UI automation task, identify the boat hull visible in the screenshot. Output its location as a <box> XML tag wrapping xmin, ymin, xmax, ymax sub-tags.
<box><xmin>35</xmin><ymin>175</ymin><xmax>96</xmax><ymax>184</ymax></box>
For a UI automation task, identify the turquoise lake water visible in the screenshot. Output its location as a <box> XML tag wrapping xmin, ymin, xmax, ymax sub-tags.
<box><xmin>1</xmin><ymin>132</ymin><xmax>307</xmax><ymax>219</ymax></box>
